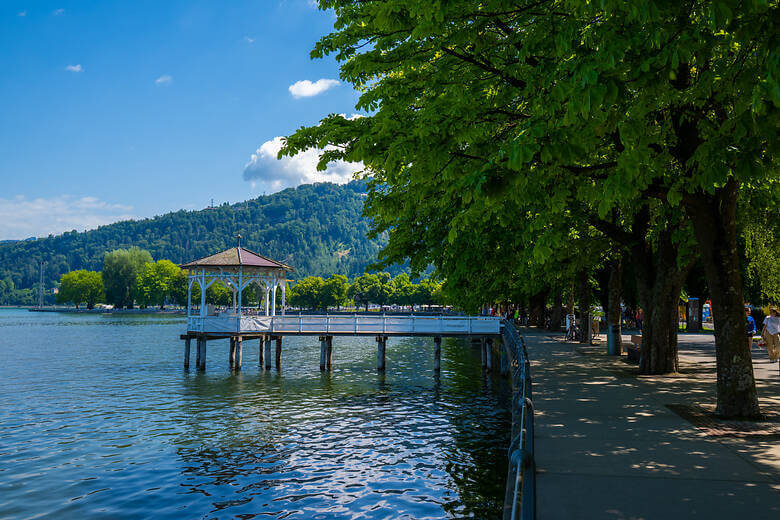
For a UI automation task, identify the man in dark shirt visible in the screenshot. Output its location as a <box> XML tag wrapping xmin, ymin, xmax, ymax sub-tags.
<box><xmin>746</xmin><ymin>307</ymin><xmax>757</xmax><ymax>350</ymax></box>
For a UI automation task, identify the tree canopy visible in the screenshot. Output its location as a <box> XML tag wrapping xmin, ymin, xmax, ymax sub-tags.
<box><xmin>282</xmin><ymin>0</ymin><xmax>778</xmax><ymax>418</ymax></box>
<box><xmin>56</xmin><ymin>270</ymin><xmax>104</xmax><ymax>309</ymax></box>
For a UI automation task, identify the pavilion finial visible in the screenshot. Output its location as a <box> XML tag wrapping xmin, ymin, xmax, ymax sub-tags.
<box><xmin>237</xmin><ymin>233</ymin><xmax>242</xmax><ymax>248</ymax></box>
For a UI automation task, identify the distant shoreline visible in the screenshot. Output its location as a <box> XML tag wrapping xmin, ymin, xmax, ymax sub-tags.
<box><xmin>1</xmin><ymin>306</ymin><xmax>186</xmax><ymax>315</ymax></box>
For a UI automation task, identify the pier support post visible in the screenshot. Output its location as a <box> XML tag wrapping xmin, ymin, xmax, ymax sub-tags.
<box><xmin>229</xmin><ymin>337</ymin><xmax>236</xmax><ymax>367</ymax></box>
<box><xmin>275</xmin><ymin>337</ymin><xmax>282</xmax><ymax>370</ymax></box>
<box><xmin>235</xmin><ymin>337</ymin><xmax>242</xmax><ymax>370</ymax></box>
<box><xmin>319</xmin><ymin>336</ymin><xmax>327</xmax><ymax>371</ymax></box>
<box><xmin>486</xmin><ymin>338</ymin><xmax>493</xmax><ymax>372</ymax></box>
<box><xmin>326</xmin><ymin>336</ymin><xmax>333</xmax><ymax>370</ymax></box>
<box><xmin>184</xmin><ymin>337</ymin><xmax>191</xmax><ymax>370</ymax></box>
<box><xmin>376</xmin><ymin>335</ymin><xmax>387</xmax><ymax>372</ymax></box>
<box><xmin>197</xmin><ymin>338</ymin><xmax>207</xmax><ymax>371</ymax></box>
<box><xmin>258</xmin><ymin>337</ymin><xmax>265</xmax><ymax>367</ymax></box>
<box><xmin>434</xmin><ymin>336</ymin><xmax>442</xmax><ymax>372</ymax></box>
<box><xmin>480</xmin><ymin>337</ymin><xmax>487</xmax><ymax>368</ymax></box>
<box><xmin>264</xmin><ymin>336</ymin><xmax>272</xmax><ymax>370</ymax></box>
<box><xmin>500</xmin><ymin>339</ymin><xmax>509</xmax><ymax>377</ymax></box>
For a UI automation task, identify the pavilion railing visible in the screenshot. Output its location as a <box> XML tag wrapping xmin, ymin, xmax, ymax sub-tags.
<box><xmin>187</xmin><ymin>314</ymin><xmax>502</xmax><ymax>336</ymax></box>
<box><xmin>501</xmin><ymin>319</ymin><xmax>535</xmax><ymax>520</ymax></box>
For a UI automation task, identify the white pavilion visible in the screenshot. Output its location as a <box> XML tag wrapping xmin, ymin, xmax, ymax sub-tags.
<box><xmin>181</xmin><ymin>236</ymin><xmax>292</xmax><ymax>334</ymax></box>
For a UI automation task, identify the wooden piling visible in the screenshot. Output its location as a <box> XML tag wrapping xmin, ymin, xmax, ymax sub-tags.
<box><xmin>434</xmin><ymin>336</ymin><xmax>442</xmax><ymax>372</ymax></box>
<box><xmin>275</xmin><ymin>337</ymin><xmax>282</xmax><ymax>370</ymax></box>
<box><xmin>326</xmin><ymin>336</ymin><xmax>333</xmax><ymax>370</ymax></box>
<box><xmin>500</xmin><ymin>339</ymin><xmax>509</xmax><ymax>376</ymax></box>
<box><xmin>198</xmin><ymin>337</ymin><xmax>207</xmax><ymax>371</ymax></box>
<box><xmin>264</xmin><ymin>336</ymin><xmax>272</xmax><ymax>370</ymax></box>
<box><xmin>480</xmin><ymin>337</ymin><xmax>487</xmax><ymax>367</ymax></box>
<box><xmin>377</xmin><ymin>335</ymin><xmax>386</xmax><ymax>372</ymax></box>
<box><xmin>184</xmin><ymin>337</ymin><xmax>191</xmax><ymax>369</ymax></box>
<box><xmin>235</xmin><ymin>337</ymin><xmax>242</xmax><ymax>370</ymax></box>
<box><xmin>319</xmin><ymin>336</ymin><xmax>327</xmax><ymax>371</ymax></box>
<box><xmin>229</xmin><ymin>337</ymin><xmax>236</xmax><ymax>367</ymax></box>
<box><xmin>195</xmin><ymin>337</ymin><xmax>202</xmax><ymax>368</ymax></box>
<box><xmin>486</xmin><ymin>338</ymin><xmax>493</xmax><ymax>372</ymax></box>
<box><xmin>258</xmin><ymin>337</ymin><xmax>265</xmax><ymax>367</ymax></box>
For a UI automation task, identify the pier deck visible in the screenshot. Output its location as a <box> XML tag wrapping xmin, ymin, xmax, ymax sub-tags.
<box><xmin>184</xmin><ymin>314</ymin><xmax>502</xmax><ymax>338</ymax></box>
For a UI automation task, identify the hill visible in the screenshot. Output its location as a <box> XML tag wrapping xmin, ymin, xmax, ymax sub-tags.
<box><xmin>0</xmin><ymin>181</ymin><xmax>393</xmax><ymax>305</ymax></box>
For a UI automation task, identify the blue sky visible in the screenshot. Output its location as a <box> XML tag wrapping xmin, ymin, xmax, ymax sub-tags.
<box><xmin>0</xmin><ymin>1</ymin><xmax>362</xmax><ymax>239</ymax></box>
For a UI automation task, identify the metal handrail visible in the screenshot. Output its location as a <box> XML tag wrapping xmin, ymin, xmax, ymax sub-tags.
<box><xmin>501</xmin><ymin>319</ymin><xmax>535</xmax><ymax>520</ymax></box>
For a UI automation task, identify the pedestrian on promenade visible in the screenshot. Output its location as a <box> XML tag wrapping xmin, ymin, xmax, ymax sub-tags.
<box><xmin>636</xmin><ymin>308</ymin><xmax>644</xmax><ymax>332</ymax></box>
<box><xmin>746</xmin><ymin>306</ymin><xmax>757</xmax><ymax>350</ymax></box>
<box><xmin>761</xmin><ymin>307</ymin><xmax>780</xmax><ymax>362</ymax></box>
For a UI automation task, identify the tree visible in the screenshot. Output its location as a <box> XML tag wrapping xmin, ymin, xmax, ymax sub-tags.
<box><xmin>135</xmin><ymin>260</ymin><xmax>181</xmax><ymax>309</ymax></box>
<box><xmin>283</xmin><ymin>0</ymin><xmax>777</xmax><ymax>418</ymax></box>
<box><xmin>289</xmin><ymin>276</ymin><xmax>325</xmax><ymax>310</ymax></box>
<box><xmin>102</xmin><ymin>247</ymin><xmax>153</xmax><ymax>308</ymax></box>
<box><xmin>321</xmin><ymin>274</ymin><xmax>350</xmax><ymax>310</ymax></box>
<box><xmin>390</xmin><ymin>273</ymin><xmax>415</xmax><ymax>306</ymax></box>
<box><xmin>56</xmin><ymin>270</ymin><xmax>104</xmax><ymax>309</ymax></box>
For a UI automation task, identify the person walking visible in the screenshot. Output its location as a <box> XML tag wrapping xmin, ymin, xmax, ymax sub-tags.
<box><xmin>761</xmin><ymin>307</ymin><xmax>780</xmax><ymax>362</ymax></box>
<box><xmin>746</xmin><ymin>307</ymin><xmax>757</xmax><ymax>351</ymax></box>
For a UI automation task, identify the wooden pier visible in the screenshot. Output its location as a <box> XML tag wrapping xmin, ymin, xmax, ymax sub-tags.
<box><xmin>177</xmin><ymin>239</ymin><xmax>504</xmax><ymax>374</ymax></box>
<box><xmin>181</xmin><ymin>314</ymin><xmax>503</xmax><ymax>373</ymax></box>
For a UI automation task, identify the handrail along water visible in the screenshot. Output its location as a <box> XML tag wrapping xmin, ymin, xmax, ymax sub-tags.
<box><xmin>501</xmin><ymin>319</ymin><xmax>536</xmax><ymax>520</ymax></box>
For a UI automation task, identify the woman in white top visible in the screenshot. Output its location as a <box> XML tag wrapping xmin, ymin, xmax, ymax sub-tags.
<box><xmin>762</xmin><ymin>307</ymin><xmax>780</xmax><ymax>362</ymax></box>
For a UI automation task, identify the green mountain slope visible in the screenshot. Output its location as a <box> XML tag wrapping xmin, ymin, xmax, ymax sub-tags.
<box><xmin>0</xmin><ymin>181</ymin><xmax>391</xmax><ymax>305</ymax></box>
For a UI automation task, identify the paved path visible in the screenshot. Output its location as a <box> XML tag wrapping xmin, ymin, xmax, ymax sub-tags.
<box><xmin>521</xmin><ymin>328</ymin><xmax>779</xmax><ymax>520</ymax></box>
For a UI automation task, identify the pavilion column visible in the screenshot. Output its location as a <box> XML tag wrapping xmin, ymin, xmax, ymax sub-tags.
<box><xmin>281</xmin><ymin>282</ymin><xmax>286</xmax><ymax>315</ymax></box>
<box><xmin>271</xmin><ymin>278</ymin><xmax>277</xmax><ymax>316</ymax></box>
<box><xmin>199</xmin><ymin>271</ymin><xmax>206</xmax><ymax>317</ymax></box>
<box><xmin>264</xmin><ymin>286</ymin><xmax>270</xmax><ymax>316</ymax></box>
<box><xmin>237</xmin><ymin>269</ymin><xmax>243</xmax><ymax>323</ymax></box>
<box><xmin>186</xmin><ymin>278</ymin><xmax>192</xmax><ymax>318</ymax></box>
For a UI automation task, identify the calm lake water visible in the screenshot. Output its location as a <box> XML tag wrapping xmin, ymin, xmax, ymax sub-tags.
<box><xmin>0</xmin><ymin>309</ymin><xmax>511</xmax><ymax>519</ymax></box>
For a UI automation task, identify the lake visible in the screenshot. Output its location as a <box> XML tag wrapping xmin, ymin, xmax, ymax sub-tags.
<box><xmin>0</xmin><ymin>309</ymin><xmax>511</xmax><ymax>519</ymax></box>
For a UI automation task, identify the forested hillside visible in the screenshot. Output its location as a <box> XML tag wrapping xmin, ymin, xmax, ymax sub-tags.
<box><xmin>0</xmin><ymin>181</ymin><xmax>392</xmax><ymax>305</ymax></box>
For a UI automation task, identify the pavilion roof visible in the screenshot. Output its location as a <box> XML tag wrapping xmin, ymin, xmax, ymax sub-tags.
<box><xmin>180</xmin><ymin>246</ymin><xmax>293</xmax><ymax>271</ymax></box>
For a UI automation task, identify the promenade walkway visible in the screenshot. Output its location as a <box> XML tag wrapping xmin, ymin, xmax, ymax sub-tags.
<box><xmin>522</xmin><ymin>328</ymin><xmax>780</xmax><ymax>519</ymax></box>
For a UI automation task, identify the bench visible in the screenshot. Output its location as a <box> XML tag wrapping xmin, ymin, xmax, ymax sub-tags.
<box><xmin>626</xmin><ymin>335</ymin><xmax>642</xmax><ymax>363</ymax></box>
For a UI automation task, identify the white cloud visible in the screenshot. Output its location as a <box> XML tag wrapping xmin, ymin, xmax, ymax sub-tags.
<box><xmin>244</xmin><ymin>36</ymin><xmax>255</xmax><ymax>44</ymax></box>
<box><xmin>65</xmin><ymin>64</ymin><xmax>83</xmax><ymax>72</ymax></box>
<box><xmin>0</xmin><ymin>195</ymin><xmax>135</xmax><ymax>240</ymax></box>
<box><xmin>155</xmin><ymin>74</ymin><xmax>173</xmax><ymax>86</ymax></box>
<box><xmin>288</xmin><ymin>78</ymin><xmax>339</xmax><ymax>98</ymax></box>
<box><xmin>18</xmin><ymin>11</ymin><xmax>26</xmax><ymax>17</ymax></box>
<box><xmin>53</xmin><ymin>8</ymin><xmax>65</xmax><ymax>16</ymax></box>
<box><xmin>243</xmin><ymin>137</ymin><xmax>362</xmax><ymax>193</ymax></box>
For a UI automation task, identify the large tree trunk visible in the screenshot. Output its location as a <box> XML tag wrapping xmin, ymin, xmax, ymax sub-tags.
<box><xmin>688</xmin><ymin>179</ymin><xmax>760</xmax><ymax>418</ymax></box>
<box><xmin>548</xmin><ymin>292</ymin><xmax>563</xmax><ymax>332</ymax></box>
<box><xmin>631</xmin><ymin>228</ymin><xmax>688</xmax><ymax>374</ymax></box>
<box><xmin>607</xmin><ymin>256</ymin><xmax>623</xmax><ymax>354</ymax></box>
<box><xmin>529</xmin><ymin>289</ymin><xmax>548</xmax><ymax>327</ymax></box>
